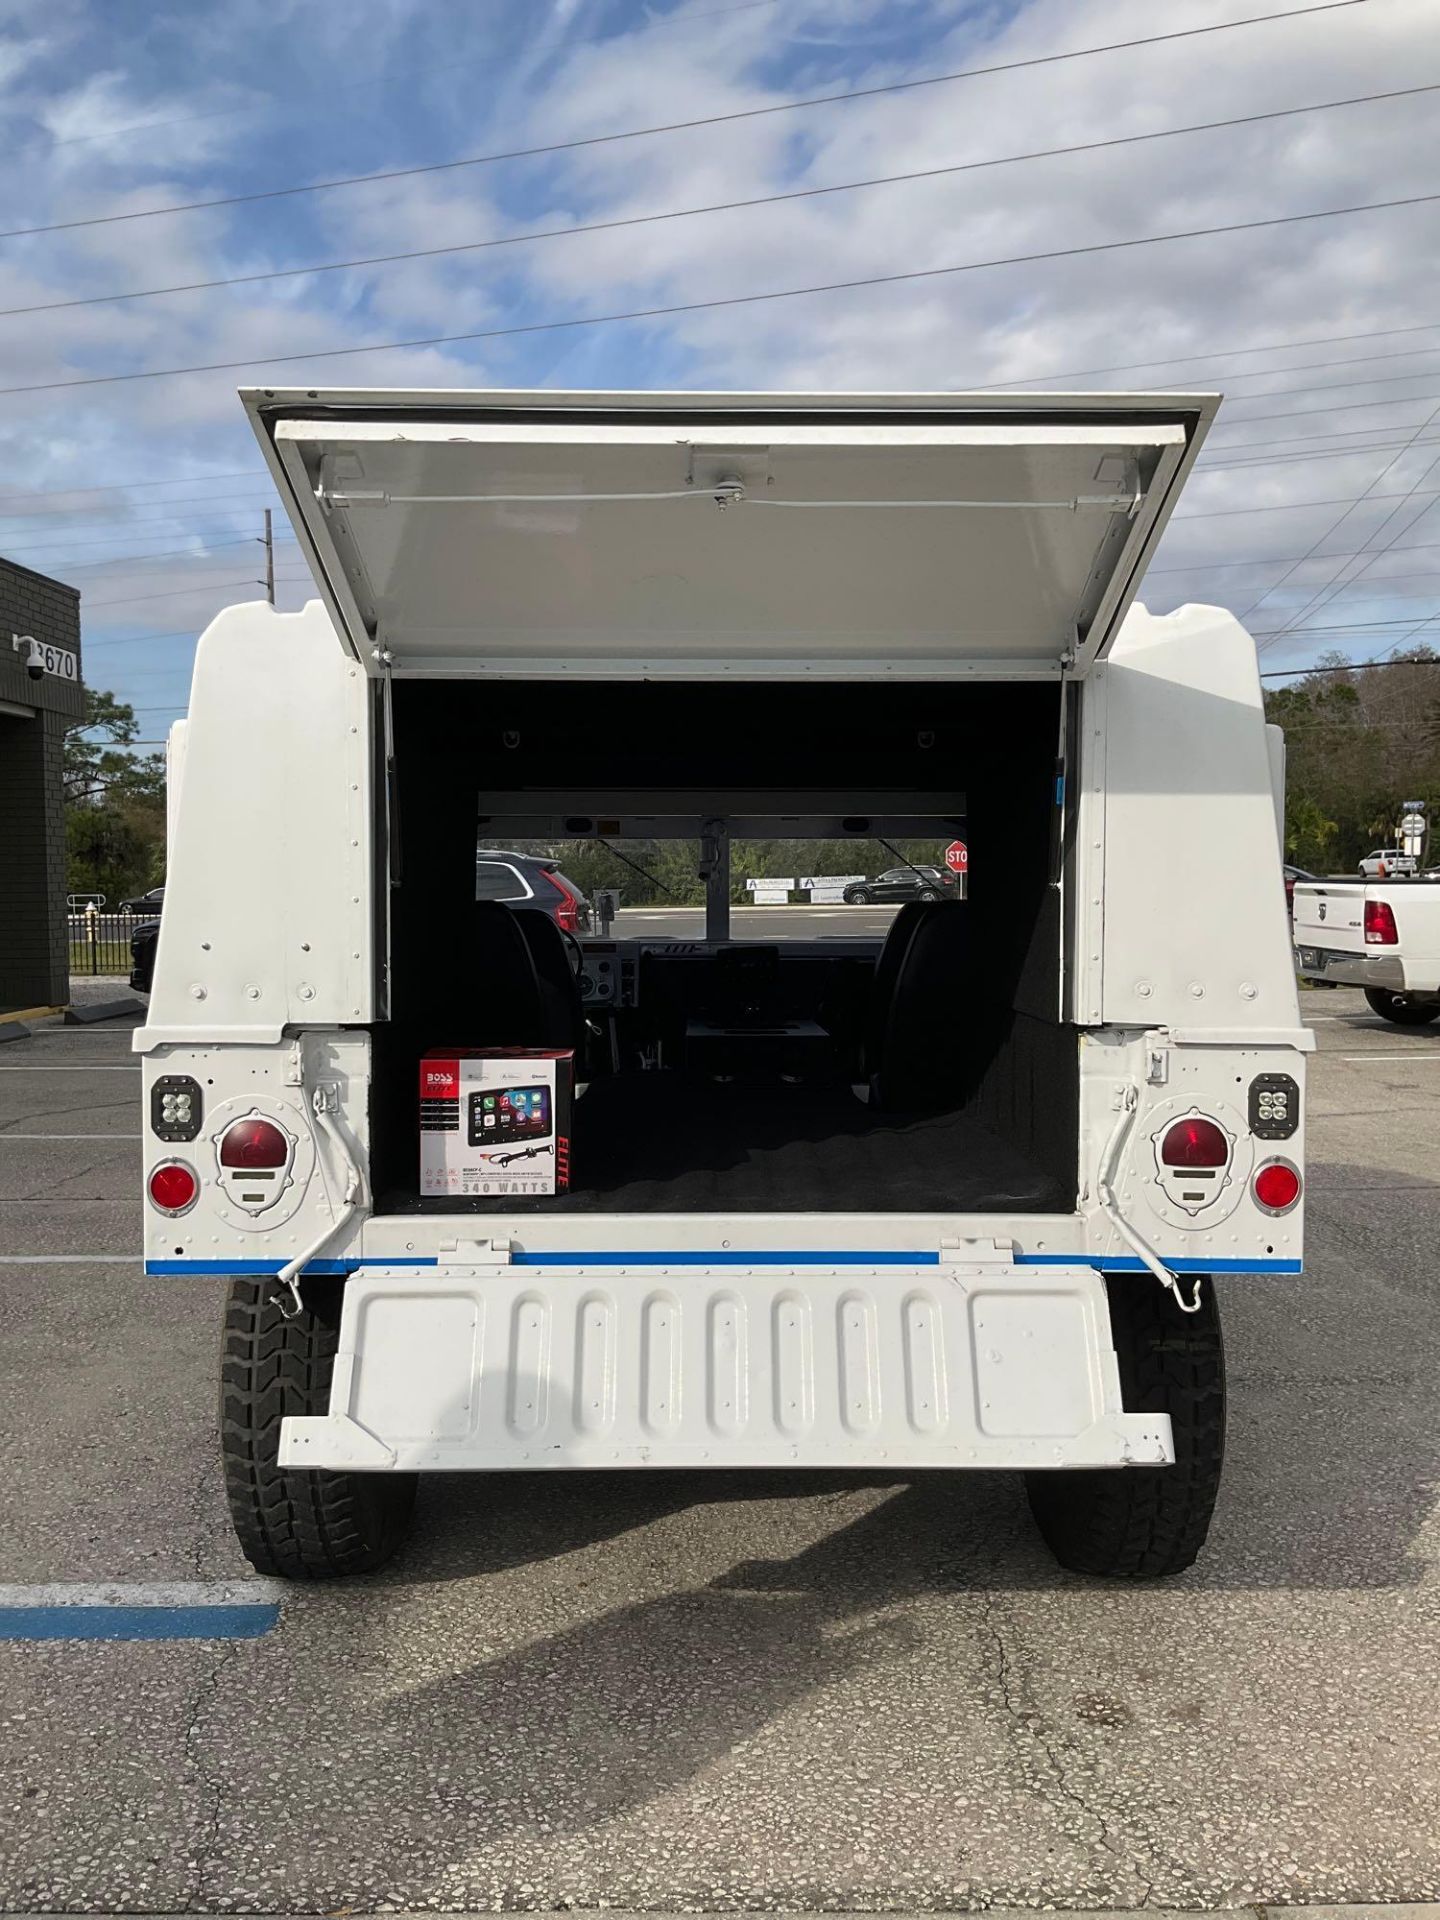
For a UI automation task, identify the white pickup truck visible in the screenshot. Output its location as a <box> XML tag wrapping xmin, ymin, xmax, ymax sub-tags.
<box><xmin>1293</xmin><ymin>878</ymin><xmax>1440</xmax><ymax>1024</ymax></box>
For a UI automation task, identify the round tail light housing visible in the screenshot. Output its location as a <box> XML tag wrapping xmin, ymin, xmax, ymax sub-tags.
<box><xmin>218</xmin><ymin>1116</ymin><xmax>290</xmax><ymax>1169</ymax></box>
<box><xmin>1253</xmin><ymin>1158</ymin><xmax>1302</xmax><ymax>1215</ymax></box>
<box><xmin>148</xmin><ymin>1159</ymin><xmax>199</xmax><ymax>1216</ymax></box>
<box><xmin>1159</xmin><ymin>1116</ymin><xmax>1230</xmax><ymax>1168</ymax></box>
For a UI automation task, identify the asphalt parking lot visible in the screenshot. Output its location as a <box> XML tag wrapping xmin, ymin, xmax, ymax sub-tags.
<box><xmin>1</xmin><ymin>981</ymin><xmax>1439</xmax><ymax>1911</ymax></box>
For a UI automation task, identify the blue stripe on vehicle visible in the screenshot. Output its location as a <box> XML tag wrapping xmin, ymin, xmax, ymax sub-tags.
<box><xmin>145</xmin><ymin>1251</ymin><xmax>1302</xmax><ymax>1276</ymax></box>
<box><xmin>0</xmin><ymin>1605</ymin><xmax>278</xmax><ymax>1641</ymax></box>
<box><xmin>1015</xmin><ymin>1253</ymin><xmax>1302</xmax><ymax>1274</ymax></box>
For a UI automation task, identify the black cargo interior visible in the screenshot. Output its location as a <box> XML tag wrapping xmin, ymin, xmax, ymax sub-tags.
<box><xmin>369</xmin><ymin>680</ymin><xmax>1078</xmax><ymax>1216</ymax></box>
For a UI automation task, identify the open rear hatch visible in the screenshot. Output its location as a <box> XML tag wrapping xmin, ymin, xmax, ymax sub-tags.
<box><xmin>245</xmin><ymin>388</ymin><xmax>1215</xmax><ymax>679</ymax></box>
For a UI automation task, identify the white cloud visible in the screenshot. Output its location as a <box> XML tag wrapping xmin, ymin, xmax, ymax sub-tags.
<box><xmin>2</xmin><ymin>0</ymin><xmax>1438</xmax><ymax>713</ymax></box>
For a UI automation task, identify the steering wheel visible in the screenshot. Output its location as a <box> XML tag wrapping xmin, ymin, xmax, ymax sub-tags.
<box><xmin>559</xmin><ymin>923</ymin><xmax>586</xmax><ymax>980</ymax></box>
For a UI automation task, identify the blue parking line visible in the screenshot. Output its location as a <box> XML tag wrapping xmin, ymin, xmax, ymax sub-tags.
<box><xmin>0</xmin><ymin>1604</ymin><xmax>279</xmax><ymax>1641</ymax></box>
<box><xmin>0</xmin><ymin>1581</ymin><xmax>284</xmax><ymax>1641</ymax></box>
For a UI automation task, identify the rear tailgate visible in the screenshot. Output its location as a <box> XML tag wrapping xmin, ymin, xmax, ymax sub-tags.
<box><xmin>1293</xmin><ymin>882</ymin><xmax>1365</xmax><ymax>957</ymax></box>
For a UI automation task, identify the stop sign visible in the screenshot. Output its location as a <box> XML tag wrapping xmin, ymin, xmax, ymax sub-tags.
<box><xmin>945</xmin><ymin>840</ymin><xmax>968</xmax><ymax>874</ymax></box>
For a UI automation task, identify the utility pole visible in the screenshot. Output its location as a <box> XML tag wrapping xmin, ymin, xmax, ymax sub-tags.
<box><xmin>262</xmin><ymin>508</ymin><xmax>274</xmax><ymax>606</ymax></box>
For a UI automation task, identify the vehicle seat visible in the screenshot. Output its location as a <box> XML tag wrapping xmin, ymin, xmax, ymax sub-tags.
<box><xmin>865</xmin><ymin>900</ymin><xmax>968</xmax><ymax>1111</ymax></box>
<box><xmin>428</xmin><ymin>901</ymin><xmax>548</xmax><ymax>1045</ymax></box>
<box><xmin>513</xmin><ymin>907</ymin><xmax>584</xmax><ymax>1054</ymax></box>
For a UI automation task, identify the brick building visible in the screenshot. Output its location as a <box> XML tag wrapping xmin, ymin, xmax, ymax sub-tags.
<box><xmin>0</xmin><ymin>559</ymin><xmax>82</xmax><ymax>1014</ymax></box>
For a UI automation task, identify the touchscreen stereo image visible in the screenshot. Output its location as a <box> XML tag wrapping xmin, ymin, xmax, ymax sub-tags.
<box><xmin>467</xmin><ymin>1084</ymin><xmax>552</xmax><ymax>1146</ymax></box>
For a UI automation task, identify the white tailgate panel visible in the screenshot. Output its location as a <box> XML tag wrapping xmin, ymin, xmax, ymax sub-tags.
<box><xmin>278</xmin><ymin>1264</ymin><xmax>1173</xmax><ymax>1472</ymax></box>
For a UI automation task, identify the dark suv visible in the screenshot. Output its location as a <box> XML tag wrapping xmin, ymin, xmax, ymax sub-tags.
<box><xmin>842</xmin><ymin>865</ymin><xmax>955</xmax><ymax>905</ymax></box>
<box><xmin>476</xmin><ymin>850</ymin><xmax>591</xmax><ymax>932</ymax></box>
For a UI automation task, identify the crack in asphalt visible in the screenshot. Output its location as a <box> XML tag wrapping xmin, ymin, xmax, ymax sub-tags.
<box><xmin>981</xmin><ymin>1589</ymin><xmax>1165</xmax><ymax>1906</ymax></box>
<box><xmin>180</xmin><ymin>1637</ymin><xmax>240</xmax><ymax>1908</ymax></box>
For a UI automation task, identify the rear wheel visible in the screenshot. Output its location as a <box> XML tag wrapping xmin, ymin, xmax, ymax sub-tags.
<box><xmin>918</xmin><ymin>886</ymin><xmax>939</xmax><ymax>900</ymax></box>
<box><xmin>220</xmin><ymin>1278</ymin><xmax>417</xmax><ymax>1579</ymax></box>
<box><xmin>1364</xmin><ymin>987</ymin><xmax>1440</xmax><ymax>1026</ymax></box>
<box><xmin>1025</xmin><ymin>1275</ymin><xmax>1224</xmax><ymax>1578</ymax></box>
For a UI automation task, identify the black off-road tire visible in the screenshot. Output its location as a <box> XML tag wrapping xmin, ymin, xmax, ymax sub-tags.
<box><xmin>220</xmin><ymin>1278</ymin><xmax>417</xmax><ymax>1579</ymax></box>
<box><xmin>1025</xmin><ymin>1275</ymin><xmax>1225</xmax><ymax>1579</ymax></box>
<box><xmin>1364</xmin><ymin>987</ymin><xmax>1440</xmax><ymax>1026</ymax></box>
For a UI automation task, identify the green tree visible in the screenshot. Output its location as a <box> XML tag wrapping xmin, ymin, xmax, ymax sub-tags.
<box><xmin>1266</xmin><ymin>647</ymin><xmax>1440</xmax><ymax>871</ymax></box>
<box><xmin>63</xmin><ymin>688</ymin><xmax>167</xmax><ymax>903</ymax></box>
<box><xmin>65</xmin><ymin>688</ymin><xmax>165</xmax><ymax>808</ymax></box>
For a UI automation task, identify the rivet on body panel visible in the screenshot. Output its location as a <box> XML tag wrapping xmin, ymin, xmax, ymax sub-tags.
<box><xmin>1240</xmin><ymin>981</ymin><xmax>1258</xmax><ymax>999</ymax></box>
<box><xmin>245</xmin><ymin>984</ymin><xmax>261</xmax><ymax>1000</ymax></box>
<box><xmin>189</xmin><ymin>984</ymin><xmax>206</xmax><ymax>999</ymax></box>
<box><xmin>1188</xmin><ymin>982</ymin><xmax>1205</xmax><ymax>998</ymax></box>
<box><xmin>1136</xmin><ymin>982</ymin><xmax>1153</xmax><ymax>998</ymax></box>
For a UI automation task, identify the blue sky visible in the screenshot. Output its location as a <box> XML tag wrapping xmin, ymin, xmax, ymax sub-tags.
<box><xmin>1</xmin><ymin>0</ymin><xmax>1438</xmax><ymax>738</ymax></box>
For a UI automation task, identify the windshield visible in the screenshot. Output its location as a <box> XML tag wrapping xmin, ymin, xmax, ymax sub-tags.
<box><xmin>500</xmin><ymin>835</ymin><xmax>965</xmax><ymax>940</ymax></box>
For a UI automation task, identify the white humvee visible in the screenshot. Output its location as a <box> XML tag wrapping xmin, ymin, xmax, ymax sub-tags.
<box><xmin>137</xmin><ymin>387</ymin><xmax>1307</xmax><ymax>1579</ymax></box>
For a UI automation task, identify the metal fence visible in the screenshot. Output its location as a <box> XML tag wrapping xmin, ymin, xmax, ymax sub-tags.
<box><xmin>68</xmin><ymin>909</ymin><xmax>150</xmax><ymax>978</ymax></box>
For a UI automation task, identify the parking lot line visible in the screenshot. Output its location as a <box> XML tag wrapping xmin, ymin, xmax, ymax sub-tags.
<box><xmin>0</xmin><ymin>1133</ymin><xmax>142</xmax><ymax>1140</ymax></box>
<box><xmin>0</xmin><ymin>1580</ymin><xmax>283</xmax><ymax>1641</ymax></box>
<box><xmin>1341</xmin><ymin>1052</ymin><xmax>1440</xmax><ymax>1062</ymax></box>
<box><xmin>0</xmin><ymin>1254</ymin><xmax>142</xmax><ymax>1264</ymax></box>
<box><xmin>0</xmin><ymin>1064</ymin><xmax>140</xmax><ymax>1073</ymax></box>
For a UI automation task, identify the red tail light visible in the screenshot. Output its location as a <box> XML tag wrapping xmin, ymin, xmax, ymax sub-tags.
<box><xmin>547</xmin><ymin>872</ymin><xmax>583</xmax><ymax>933</ymax></box>
<box><xmin>1365</xmin><ymin>899</ymin><xmax>1399</xmax><ymax>945</ymax></box>
<box><xmin>1160</xmin><ymin>1116</ymin><xmax>1229</xmax><ymax>1167</ymax></box>
<box><xmin>218</xmin><ymin>1117</ymin><xmax>289</xmax><ymax>1168</ymax></box>
<box><xmin>148</xmin><ymin>1160</ymin><xmax>198</xmax><ymax>1215</ymax></box>
<box><xmin>1253</xmin><ymin>1158</ymin><xmax>1302</xmax><ymax>1213</ymax></box>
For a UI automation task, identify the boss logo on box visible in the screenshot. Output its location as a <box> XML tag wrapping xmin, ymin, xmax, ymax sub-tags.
<box><xmin>419</xmin><ymin>1061</ymin><xmax>460</xmax><ymax>1100</ymax></box>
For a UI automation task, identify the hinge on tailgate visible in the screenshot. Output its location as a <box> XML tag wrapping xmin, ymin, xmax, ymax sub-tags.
<box><xmin>437</xmin><ymin>1239</ymin><xmax>513</xmax><ymax>1263</ymax></box>
<box><xmin>939</xmin><ymin>1237</ymin><xmax>1015</xmax><ymax>1264</ymax></box>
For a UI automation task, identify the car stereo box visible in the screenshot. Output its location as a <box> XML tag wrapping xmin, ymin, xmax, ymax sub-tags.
<box><xmin>419</xmin><ymin>1048</ymin><xmax>573</xmax><ymax>1197</ymax></box>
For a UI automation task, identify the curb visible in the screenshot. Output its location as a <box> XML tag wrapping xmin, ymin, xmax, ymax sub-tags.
<box><xmin>64</xmin><ymin>995</ymin><xmax>145</xmax><ymax>1025</ymax></box>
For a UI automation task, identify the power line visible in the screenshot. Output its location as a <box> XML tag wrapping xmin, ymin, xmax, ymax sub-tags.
<box><xmin>1203</xmin><ymin>437</ymin><xmax>1440</xmax><ymax>472</ymax></box>
<box><xmin>1251</xmin><ymin>614</ymin><xmax>1440</xmax><ymax>634</ymax></box>
<box><xmin>1206</xmin><ymin>389</ymin><xmax>1440</xmax><ymax>431</ymax></box>
<box><xmin>83</xmin><ymin>628</ymin><xmax>218</xmax><ymax>651</ymax></box>
<box><xmin>6</xmin><ymin>79</ymin><xmax>1430</xmax><ymax>322</ymax></box>
<box><xmin>1260</xmin><ymin>655</ymin><xmax>1440</xmax><ymax>675</ymax></box>
<box><xmin>83</xmin><ymin>578</ymin><xmax>263</xmax><ymax>609</ymax></box>
<box><xmin>1210</xmin><ymin>365</ymin><xmax>1440</xmax><ymax>414</ymax></box>
<box><xmin>1</xmin><ymin>496</ymin><xmax>278</xmax><ymax>533</ymax></box>
<box><xmin>1263</xmin><ymin>447</ymin><xmax>1440</xmax><ymax>641</ymax></box>
<box><xmin>980</xmin><ymin>319</ymin><xmax>1440</xmax><ymax>389</ymax></box>
<box><xmin>1205</xmin><ymin>420</ymin><xmax>1440</xmax><ymax>451</ymax></box>
<box><xmin>1179</xmin><ymin>488</ymin><xmax>1440</xmax><ymax>522</ymax></box>
<box><xmin>9</xmin><ymin>539</ymin><xmax>275</xmax><ymax>572</ymax></box>
<box><xmin>7</xmin><ymin>187</ymin><xmax>1436</xmax><ymax>401</ymax></box>
<box><xmin>987</xmin><ymin>332</ymin><xmax>1440</xmax><ymax>390</ymax></box>
<box><xmin>1151</xmin><ymin>540</ymin><xmax>1440</xmax><ymax>574</ymax></box>
<box><xmin>1250</xmin><ymin>402</ymin><xmax>1440</xmax><ymax>637</ymax></box>
<box><xmin>0</xmin><ymin>468</ymin><xmax>263</xmax><ymax>509</ymax></box>
<box><xmin>0</xmin><ymin>1</ymin><xmax>1368</xmax><ymax>244</ymax></box>
<box><xmin>3</xmin><ymin>526</ymin><xmax>295</xmax><ymax>560</ymax></box>
<box><xmin>3</xmin><ymin>324</ymin><xmax>1435</xmax><ymax>513</ymax></box>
